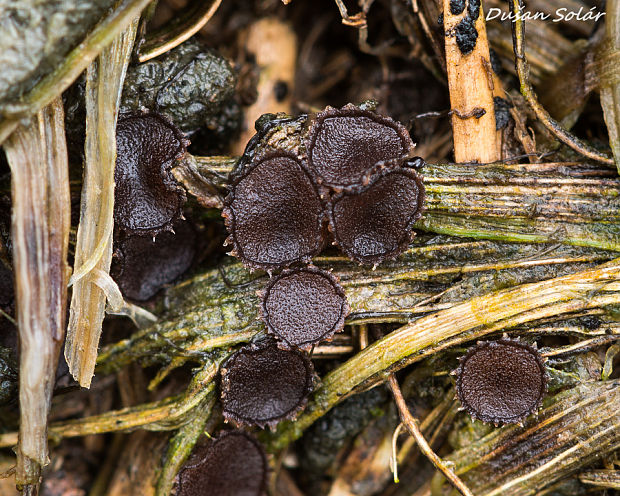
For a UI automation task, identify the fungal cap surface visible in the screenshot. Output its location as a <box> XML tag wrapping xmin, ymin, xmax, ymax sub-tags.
<box><xmin>455</xmin><ymin>339</ymin><xmax>547</xmax><ymax>425</ymax></box>
<box><xmin>177</xmin><ymin>431</ymin><xmax>267</xmax><ymax>496</ymax></box>
<box><xmin>223</xmin><ymin>151</ymin><xmax>325</xmax><ymax>271</ymax></box>
<box><xmin>261</xmin><ymin>266</ymin><xmax>349</xmax><ymax>350</ymax></box>
<box><xmin>328</xmin><ymin>165</ymin><xmax>425</xmax><ymax>265</ymax></box>
<box><xmin>114</xmin><ymin>112</ymin><xmax>188</xmax><ymax>236</ymax></box>
<box><xmin>111</xmin><ymin>221</ymin><xmax>196</xmax><ymax>301</ymax></box>
<box><xmin>306</xmin><ymin>104</ymin><xmax>415</xmax><ymax>189</ymax></box>
<box><xmin>220</xmin><ymin>341</ymin><xmax>314</xmax><ymax>428</ymax></box>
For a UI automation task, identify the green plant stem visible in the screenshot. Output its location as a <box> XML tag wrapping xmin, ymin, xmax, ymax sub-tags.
<box><xmin>264</xmin><ymin>259</ymin><xmax>620</xmax><ymax>451</ymax></box>
<box><xmin>0</xmin><ymin>358</ymin><xmax>220</xmax><ymax>450</ymax></box>
<box><xmin>95</xmin><ymin>238</ymin><xmax>614</xmax><ymax>374</ymax></box>
<box><xmin>155</xmin><ymin>395</ymin><xmax>216</xmax><ymax>496</ymax></box>
<box><xmin>182</xmin><ymin>158</ymin><xmax>620</xmax><ymax>252</ymax></box>
<box><xmin>438</xmin><ymin>379</ymin><xmax>620</xmax><ymax>495</ymax></box>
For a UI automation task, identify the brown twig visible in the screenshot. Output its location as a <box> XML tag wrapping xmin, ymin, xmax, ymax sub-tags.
<box><xmin>388</xmin><ymin>375</ymin><xmax>474</xmax><ymax>496</ymax></box>
<box><xmin>443</xmin><ymin>0</ymin><xmax>500</xmax><ymax>162</ymax></box>
<box><xmin>410</xmin><ymin>0</ymin><xmax>446</xmax><ymax>73</ymax></box>
<box><xmin>232</xmin><ymin>17</ymin><xmax>297</xmax><ymax>155</ymax></box>
<box><xmin>137</xmin><ymin>0</ymin><xmax>223</xmax><ymax>62</ymax></box>
<box><xmin>509</xmin><ymin>0</ymin><xmax>614</xmax><ymax>165</ymax></box>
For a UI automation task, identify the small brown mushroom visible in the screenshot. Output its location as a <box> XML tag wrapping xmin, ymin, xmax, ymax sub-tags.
<box><xmin>114</xmin><ymin>112</ymin><xmax>188</xmax><ymax>236</ymax></box>
<box><xmin>223</xmin><ymin>151</ymin><xmax>325</xmax><ymax>271</ymax></box>
<box><xmin>327</xmin><ymin>165</ymin><xmax>425</xmax><ymax>265</ymax></box>
<box><xmin>455</xmin><ymin>338</ymin><xmax>547</xmax><ymax>425</ymax></box>
<box><xmin>111</xmin><ymin>220</ymin><xmax>196</xmax><ymax>301</ymax></box>
<box><xmin>220</xmin><ymin>340</ymin><xmax>314</xmax><ymax>428</ymax></box>
<box><xmin>177</xmin><ymin>431</ymin><xmax>267</xmax><ymax>496</ymax></box>
<box><xmin>261</xmin><ymin>266</ymin><xmax>349</xmax><ymax>350</ymax></box>
<box><xmin>306</xmin><ymin>104</ymin><xmax>415</xmax><ymax>190</ymax></box>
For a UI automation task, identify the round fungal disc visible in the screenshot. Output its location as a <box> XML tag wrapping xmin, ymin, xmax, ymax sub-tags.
<box><xmin>221</xmin><ymin>341</ymin><xmax>314</xmax><ymax>428</ymax></box>
<box><xmin>328</xmin><ymin>166</ymin><xmax>425</xmax><ymax>265</ymax></box>
<box><xmin>455</xmin><ymin>339</ymin><xmax>547</xmax><ymax>425</ymax></box>
<box><xmin>114</xmin><ymin>112</ymin><xmax>188</xmax><ymax>236</ymax></box>
<box><xmin>111</xmin><ymin>221</ymin><xmax>196</xmax><ymax>301</ymax></box>
<box><xmin>177</xmin><ymin>431</ymin><xmax>267</xmax><ymax>496</ymax></box>
<box><xmin>261</xmin><ymin>267</ymin><xmax>349</xmax><ymax>350</ymax></box>
<box><xmin>223</xmin><ymin>152</ymin><xmax>325</xmax><ymax>271</ymax></box>
<box><xmin>306</xmin><ymin>105</ymin><xmax>415</xmax><ymax>189</ymax></box>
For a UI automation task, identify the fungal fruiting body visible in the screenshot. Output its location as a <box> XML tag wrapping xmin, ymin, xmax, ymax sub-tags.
<box><xmin>114</xmin><ymin>112</ymin><xmax>188</xmax><ymax>237</ymax></box>
<box><xmin>111</xmin><ymin>221</ymin><xmax>196</xmax><ymax>301</ymax></box>
<box><xmin>261</xmin><ymin>266</ymin><xmax>349</xmax><ymax>350</ymax></box>
<box><xmin>328</xmin><ymin>166</ymin><xmax>425</xmax><ymax>264</ymax></box>
<box><xmin>306</xmin><ymin>104</ymin><xmax>415</xmax><ymax>189</ymax></box>
<box><xmin>455</xmin><ymin>339</ymin><xmax>547</xmax><ymax>425</ymax></box>
<box><xmin>224</xmin><ymin>104</ymin><xmax>425</xmax><ymax>268</ymax></box>
<box><xmin>220</xmin><ymin>341</ymin><xmax>314</xmax><ymax>428</ymax></box>
<box><xmin>223</xmin><ymin>151</ymin><xmax>325</xmax><ymax>271</ymax></box>
<box><xmin>177</xmin><ymin>431</ymin><xmax>267</xmax><ymax>496</ymax></box>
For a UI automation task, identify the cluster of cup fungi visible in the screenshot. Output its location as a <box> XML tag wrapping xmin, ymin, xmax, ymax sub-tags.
<box><xmin>108</xmin><ymin>104</ymin><xmax>549</xmax><ymax>494</ymax></box>
<box><xmin>219</xmin><ymin>104</ymin><xmax>426</xmax><ymax>430</ymax></box>
<box><xmin>111</xmin><ymin>112</ymin><xmax>197</xmax><ymax>301</ymax></box>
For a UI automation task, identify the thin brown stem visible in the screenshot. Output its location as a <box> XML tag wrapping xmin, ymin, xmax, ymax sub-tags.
<box><xmin>443</xmin><ymin>0</ymin><xmax>499</xmax><ymax>162</ymax></box>
<box><xmin>388</xmin><ymin>375</ymin><xmax>474</xmax><ymax>496</ymax></box>
<box><xmin>137</xmin><ymin>0</ymin><xmax>223</xmax><ymax>62</ymax></box>
<box><xmin>509</xmin><ymin>0</ymin><xmax>614</xmax><ymax>165</ymax></box>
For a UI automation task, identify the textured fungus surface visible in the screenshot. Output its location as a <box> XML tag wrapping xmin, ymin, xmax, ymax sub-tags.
<box><xmin>111</xmin><ymin>221</ymin><xmax>196</xmax><ymax>301</ymax></box>
<box><xmin>455</xmin><ymin>15</ymin><xmax>478</xmax><ymax>55</ymax></box>
<box><xmin>223</xmin><ymin>152</ymin><xmax>324</xmax><ymax>270</ymax></box>
<box><xmin>220</xmin><ymin>341</ymin><xmax>314</xmax><ymax>427</ymax></box>
<box><xmin>306</xmin><ymin>105</ymin><xmax>415</xmax><ymax>189</ymax></box>
<box><xmin>455</xmin><ymin>339</ymin><xmax>547</xmax><ymax>425</ymax></box>
<box><xmin>328</xmin><ymin>166</ymin><xmax>425</xmax><ymax>264</ymax></box>
<box><xmin>114</xmin><ymin>112</ymin><xmax>188</xmax><ymax>236</ymax></box>
<box><xmin>177</xmin><ymin>431</ymin><xmax>267</xmax><ymax>496</ymax></box>
<box><xmin>262</xmin><ymin>267</ymin><xmax>349</xmax><ymax>350</ymax></box>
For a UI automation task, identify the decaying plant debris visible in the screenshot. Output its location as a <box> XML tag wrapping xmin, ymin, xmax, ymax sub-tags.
<box><xmin>1</xmin><ymin>0</ymin><xmax>620</xmax><ymax>495</ymax></box>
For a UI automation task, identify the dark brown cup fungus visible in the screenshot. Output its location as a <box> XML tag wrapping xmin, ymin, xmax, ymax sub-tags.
<box><xmin>306</xmin><ymin>104</ymin><xmax>415</xmax><ymax>190</ymax></box>
<box><xmin>223</xmin><ymin>152</ymin><xmax>325</xmax><ymax>271</ymax></box>
<box><xmin>220</xmin><ymin>341</ymin><xmax>314</xmax><ymax>428</ymax></box>
<box><xmin>261</xmin><ymin>267</ymin><xmax>349</xmax><ymax>350</ymax></box>
<box><xmin>177</xmin><ymin>431</ymin><xmax>267</xmax><ymax>496</ymax></box>
<box><xmin>455</xmin><ymin>339</ymin><xmax>547</xmax><ymax>425</ymax></box>
<box><xmin>328</xmin><ymin>166</ymin><xmax>425</xmax><ymax>265</ymax></box>
<box><xmin>114</xmin><ymin>112</ymin><xmax>188</xmax><ymax>236</ymax></box>
<box><xmin>111</xmin><ymin>221</ymin><xmax>196</xmax><ymax>301</ymax></box>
